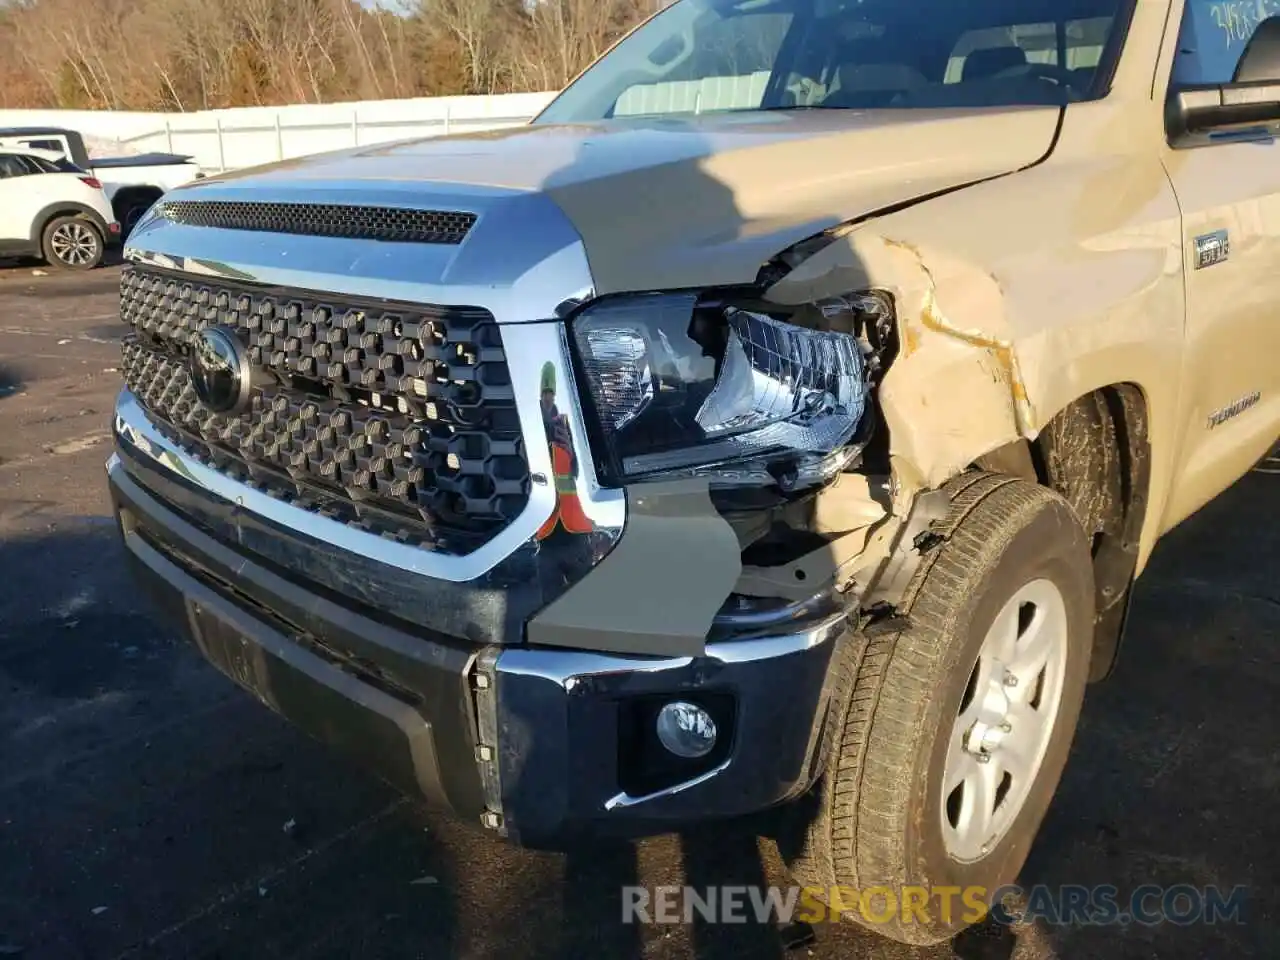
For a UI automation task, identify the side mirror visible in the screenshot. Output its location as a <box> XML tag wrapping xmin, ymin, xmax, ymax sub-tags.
<box><xmin>1168</xmin><ymin>16</ymin><xmax>1280</xmax><ymax>141</ymax></box>
<box><xmin>1233</xmin><ymin>14</ymin><xmax>1280</xmax><ymax>83</ymax></box>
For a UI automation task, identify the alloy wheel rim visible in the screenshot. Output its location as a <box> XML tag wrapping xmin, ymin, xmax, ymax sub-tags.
<box><xmin>50</xmin><ymin>222</ymin><xmax>98</xmax><ymax>265</ymax></box>
<box><xmin>941</xmin><ymin>578</ymin><xmax>1070</xmax><ymax>862</ymax></box>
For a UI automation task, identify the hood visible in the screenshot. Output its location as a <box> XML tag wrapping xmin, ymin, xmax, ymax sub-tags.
<box><xmin>188</xmin><ymin>107</ymin><xmax>1062</xmax><ymax>295</ymax></box>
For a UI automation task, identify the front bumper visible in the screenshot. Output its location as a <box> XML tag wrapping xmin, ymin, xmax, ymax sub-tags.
<box><xmin>109</xmin><ymin>454</ymin><xmax>845</xmax><ymax>847</ymax></box>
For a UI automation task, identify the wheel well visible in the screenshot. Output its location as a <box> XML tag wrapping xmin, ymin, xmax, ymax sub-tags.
<box><xmin>112</xmin><ymin>186</ymin><xmax>163</xmax><ymax>220</ymax></box>
<box><xmin>36</xmin><ymin>207</ymin><xmax>102</xmax><ymax>243</ymax></box>
<box><xmin>976</xmin><ymin>384</ymin><xmax>1151</xmax><ymax>682</ymax></box>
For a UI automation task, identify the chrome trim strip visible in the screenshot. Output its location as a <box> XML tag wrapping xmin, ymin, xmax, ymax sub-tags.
<box><xmin>115</xmin><ymin>388</ymin><xmax>541</xmax><ymax>581</ymax></box>
<box><xmin>603</xmin><ymin>760</ymin><xmax>733</xmax><ymax>811</ymax></box>
<box><xmin>495</xmin><ymin>613</ymin><xmax>845</xmax><ymax>685</ymax></box>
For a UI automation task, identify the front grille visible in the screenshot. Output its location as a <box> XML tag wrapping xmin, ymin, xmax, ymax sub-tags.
<box><xmin>118</xmin><ymin>265</ymin><xmax>530</xmax><ymax>554</ymax></box>
<box><xmin>159</xmin><ymin>200</ymin><xmax>477</xmax><ymax>245</ymax></box>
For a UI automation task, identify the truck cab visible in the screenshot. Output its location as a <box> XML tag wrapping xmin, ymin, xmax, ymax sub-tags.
<box><xmin>106</xmin><ymin>0</ymin><xmax>1280</xmax><ymax>945</ymax></box>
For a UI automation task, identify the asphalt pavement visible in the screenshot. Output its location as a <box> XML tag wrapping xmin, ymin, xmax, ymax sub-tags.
<box><xmin>0</xmin><ymin>260</ymin><xmax>1275</xmax><ymax>960</ymax></box>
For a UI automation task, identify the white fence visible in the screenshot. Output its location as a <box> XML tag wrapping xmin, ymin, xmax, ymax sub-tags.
<box><xmin>0</xmin><ymin>92</ymin><xmax>558</xmax><ymax>173</ymax></box>
<box><xmin>0</xmin><ymin>74</ymin><xmax>770</xmax><ymax>175</ymax></box>
<box><xmin>615</xmin><ymin>72</ymin><xmax>769</xmax><ymax>118</ymax></box>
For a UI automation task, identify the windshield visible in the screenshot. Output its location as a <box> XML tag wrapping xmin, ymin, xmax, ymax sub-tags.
<box><xmin>535</xmin><ymin>0</ymin><xmax>1132</xmax><ymax>124</ymax></box>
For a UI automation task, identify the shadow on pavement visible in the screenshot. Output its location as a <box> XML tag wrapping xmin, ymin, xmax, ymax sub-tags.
<box><xmin>0</xmin><ymin>364</ymin><xmax>21</xmax><ymax>401</ymax></box>
<box><xmin>679</xmin><ymin>829</ymin><xmax>786</xmax><ymax>960</ymax></box>
<box><xmin>0</xmin><ymin>522</ymin><xmax>465</xmax><ymax>960</ymax></box>
<box><xmin>561</xmin><ymin>842</ymin><xmax>646</xmax><ymax>957</ymax></box>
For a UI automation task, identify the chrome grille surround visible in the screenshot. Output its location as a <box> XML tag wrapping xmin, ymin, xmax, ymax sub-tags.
<box><xmin>113</xmin><ymin>181</ymin><xmax>625</xmax><ymax>587</ymax></box>
<box><xmin>119</xmin><ymin>266</ymin><xmax>526</xmax><ymax>553</ymax></box>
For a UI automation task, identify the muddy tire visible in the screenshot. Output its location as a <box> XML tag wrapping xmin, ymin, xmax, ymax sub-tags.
<box><xmin>41</xmin><ymin>215</ymin><xmax>104</xmax><ymax>270</ymax></box>
<box><xmin>780</xmin><ymin>474</ymin><xmax>1095</xmax><ymax>945</ymax></box>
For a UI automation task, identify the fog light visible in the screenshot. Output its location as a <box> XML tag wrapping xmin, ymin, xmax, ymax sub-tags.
<box><xmin>655</xmin><ymin>701</ymin><xmax>718</xmax><ymax>759</ymax></box>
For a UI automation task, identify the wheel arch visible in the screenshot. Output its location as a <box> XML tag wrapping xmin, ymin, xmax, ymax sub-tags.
<box><xmin>976</xmin><ymin>382</ymin><xmax>1153</xmax><ymax>682</ymax></box>
<box><xmin>111</xmin><ymin>185</ymin><xmax>164</xmax><ymax>225</ymax></box>
<box><xmin>30</xmin><ymin>202</ymin><xmax>108</xmax><ymax>245</ymax></box>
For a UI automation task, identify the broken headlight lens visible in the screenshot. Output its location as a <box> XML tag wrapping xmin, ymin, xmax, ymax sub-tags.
<box><xmin>571</xmin><ymin>293</ymin><xmax>869</xmax><ymax>488</ymax></box>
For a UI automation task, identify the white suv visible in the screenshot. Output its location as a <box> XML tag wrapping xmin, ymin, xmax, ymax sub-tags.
<box><xmin>0</xmin><ymin>149</ymin><xmax>120</xmax><ymax>270</ymax></box>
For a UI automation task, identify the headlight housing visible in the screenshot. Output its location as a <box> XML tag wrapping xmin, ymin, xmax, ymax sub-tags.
<box><xmin>570</xmin><ymin>292</ymin><xmax>880</xmax><ymax>490</ymax></box>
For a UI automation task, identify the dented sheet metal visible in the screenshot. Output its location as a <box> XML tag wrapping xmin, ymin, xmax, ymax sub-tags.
<box><xmin>526</xmin><ymin>479</ymin><xmax>741</xmax><ymax>657</ymax></box>
<box><xmin>765</xmin><ymin>229</ymin><xmax>1031</xmax><ymax>490</ymax></box>
<box><xmin>907</xmin><ymin>246</ymin><xmax>1038</xmax><ymax>436</ymax></box>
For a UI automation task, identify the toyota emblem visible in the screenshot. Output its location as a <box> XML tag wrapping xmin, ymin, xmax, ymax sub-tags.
<box><xmin>190</xmin><ymin>326</ymin><xmax>250</xmax><ymax>414</ymax></box>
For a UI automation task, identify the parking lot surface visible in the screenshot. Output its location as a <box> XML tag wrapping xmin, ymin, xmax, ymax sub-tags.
<box><xmin>0</xmin><ymin>261</ymin><xmax>1276</xmax><ymax>960</ymax></box>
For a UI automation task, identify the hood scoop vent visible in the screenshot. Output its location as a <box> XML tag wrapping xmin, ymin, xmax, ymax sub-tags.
<box><xmin>158</xmin><ymin>200</ymin><xmax>477</xmax><ymax>245</ymax></box>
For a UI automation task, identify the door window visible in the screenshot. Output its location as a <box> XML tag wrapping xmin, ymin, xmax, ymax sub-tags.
<box><xmin>0</xmin><ymin>154</ymin><xmax>31</xmax><ymax>178</ymax></box>
<box><xmin>20</xmin><ymin>139</ymin><xmax>64</xmax><ymax>153</ymax></box>
<box><xmin>1171</xmin><ymin>0</ymin><xmax>1280</xmax><ymax>85</ymax></box>
<box><xmin>946</xmin><ymin>22</ymin><xmax>1058</xmax><ymax>82</ymax></box>
<box><xmin>25</xmin><ymin>155</ymin><xmax>61</xmax><ymax>174</ymax></box>
<box><xmin>945</xmin><ymin>17</ymin><xmax>1118</xmax><ymax>83</ymax></box>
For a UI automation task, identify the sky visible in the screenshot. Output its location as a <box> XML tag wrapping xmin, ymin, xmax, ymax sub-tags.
<box><xmin>357</xmin><ymin>0</ymin><xmax>415</xmax><ymax>12</ymax></box>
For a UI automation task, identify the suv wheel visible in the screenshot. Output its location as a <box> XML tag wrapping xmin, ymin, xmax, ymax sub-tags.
<box><xmin>42</xmin><ymin>216</ymin><xmax>104</xmax><ymax>270</ymax></box>
<box><xmin>780</xmin><ymin>474</ymin><xmax>1095</xmax><ymax>945</ymax></box>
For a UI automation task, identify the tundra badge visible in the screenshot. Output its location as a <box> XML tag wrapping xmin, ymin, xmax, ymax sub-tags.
<box><xmin>1207</xmin><ymin>391</ymin><xmax>1261</xmax><ymax>429</ymax></box>
<box><xmin>1194</xmin><ymin>229</ymin><xmax>1230</xmax><ymax>269</ymax></box>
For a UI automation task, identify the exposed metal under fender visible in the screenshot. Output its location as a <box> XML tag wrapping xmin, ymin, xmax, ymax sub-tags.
<box><xmin>732</xmin><ymin>475</ymin><xmax>898</xmax><ymax>604</ymax></box>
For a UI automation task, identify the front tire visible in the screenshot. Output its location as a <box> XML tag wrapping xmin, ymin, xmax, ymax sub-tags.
<box><xmin>781</xmin><ymin>474</ymin><xmax>1094</xmax><ymax>945</ymax></box>
<box><xmin>41</xmin><ymin>215</ymin><xmax>104</xmax><ymax>270</ymax></box>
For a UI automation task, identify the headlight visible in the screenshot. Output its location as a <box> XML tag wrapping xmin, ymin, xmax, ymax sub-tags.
<box><xmin>571</xmin><ymin>292</ymin><xmax>874</xmax><ymax>489</ymax></box>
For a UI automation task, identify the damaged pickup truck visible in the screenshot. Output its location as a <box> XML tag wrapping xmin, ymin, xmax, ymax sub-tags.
<box><xmin>107</xmin><ymin>0</ymin><xmax>1280</xmax><ymax>945</ymax></box>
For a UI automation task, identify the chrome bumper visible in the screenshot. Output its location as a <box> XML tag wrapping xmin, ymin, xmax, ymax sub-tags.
<box><xmin>487</xmin><ymin>617</ymin><xmax>844</xmax><ymax>844</ymax></box>
<box><xmin>110</xmin><ymin>454</ymin><xmax>845</xmax><ymax>846</ymax></box>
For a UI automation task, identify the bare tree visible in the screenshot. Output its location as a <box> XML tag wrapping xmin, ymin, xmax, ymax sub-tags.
<box><xmin>426</xmin><ymin>0</ymin><xmax>521</xmax><ymax>93</ymax></box>
<box><xmin>0</xmin><ymin>0</ymin><xmax>658</xmax><ymax>110</ymax></box>
<box><xmin>510</xmin><ymin>0</ymin><xmax>653</xmax><ymax>92</ymax></box>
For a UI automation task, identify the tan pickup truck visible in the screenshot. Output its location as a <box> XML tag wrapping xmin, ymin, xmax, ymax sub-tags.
<box><xmin>107</xmin><ymin>0</ymin><xmax>1280</xmax><ymax>945</ymax></box>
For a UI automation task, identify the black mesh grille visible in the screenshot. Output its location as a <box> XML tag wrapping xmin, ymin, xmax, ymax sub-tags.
<box><xmin>159</xmin><ymin>200</ymin><xmax>477</xmax><ymax>245</ymax></box>
<box><xmin>118</xmin><ymin>265</ymin><xmax>529</xmax><ymax>554</ymax></box>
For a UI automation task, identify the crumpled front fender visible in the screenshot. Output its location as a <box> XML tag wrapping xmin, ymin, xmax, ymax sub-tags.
<box><xmin>765</xmin><ymin>228</ymin><xmax>1033</xmax><ymax>491</ymax></box>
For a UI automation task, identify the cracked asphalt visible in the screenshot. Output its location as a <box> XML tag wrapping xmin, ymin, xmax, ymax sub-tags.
<box><xmin>0</xmin><ymin>261</ymin><xmax>1276</xmax><ymax>960</ymax></box>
